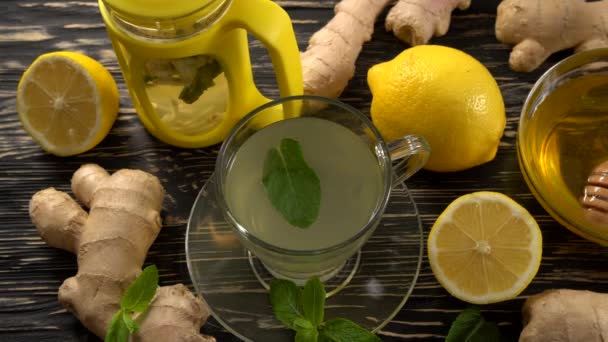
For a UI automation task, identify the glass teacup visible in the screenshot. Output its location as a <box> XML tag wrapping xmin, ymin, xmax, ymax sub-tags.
<box><xmin>215</xmin><ymin>95</ymin><xmax>430</xmax><ymax>284</ymax></box>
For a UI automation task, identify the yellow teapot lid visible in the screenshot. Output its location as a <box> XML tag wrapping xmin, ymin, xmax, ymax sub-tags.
<box><xmin>103</xmin><ymin>0</ymin><xmax>228</xmax><ymax>19</ymax></box>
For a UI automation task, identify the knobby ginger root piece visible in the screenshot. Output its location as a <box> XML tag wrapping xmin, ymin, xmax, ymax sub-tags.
<box><xmin>29</xmin><ymin>164</ymin><xmax>215</xmax><ymax>342</ymax></box>
<box><xmin>496</xmin><ymin>0</ymin><xmax>608</xmax><ymax>72</ymax></box>
<box><xmin>301</xmin><ymin>0</ymin><xmax>391</xmax><ymax>98</ymax></box>
<box><xmin>385</xmin><ymin>0</ymin><xmax>471</xmax><ymax>46</ymax></box>
<box><xmin>520</xmin><ymin>289</ymin><xmax>608</xmax><ymax>342</ymax></box>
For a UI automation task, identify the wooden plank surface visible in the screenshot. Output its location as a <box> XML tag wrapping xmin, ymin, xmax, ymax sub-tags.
<box><xmin>2</xmin><ymin>0</ymin><xmax>608</xmax><ymax>341</ymax></box>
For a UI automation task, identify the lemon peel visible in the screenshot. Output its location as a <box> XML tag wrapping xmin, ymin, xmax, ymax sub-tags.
<box><xmin>368</xmin><ymin>45</ymin><xmax>506</xmax><ymax>172</ymax></box>
<box><xmin>428</xmin><ymin>191</ymin><xmax>542</xmax><ymax>304</ymax></box>
<box><xmin>17</xmin><ymin>51</ymin><xmax>119</xmax><ymax>156</ymax></box>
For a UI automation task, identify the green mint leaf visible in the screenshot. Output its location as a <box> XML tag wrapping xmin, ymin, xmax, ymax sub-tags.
<box><xmin>105</xmin><ymin>310</ymin><xmax>130</xmax><ymax>342</ymax></box>
<box><xmin>120</xmin><ymin>265</ymin><xmax>159</xmax><ymax>312</ymax></box>
<box><xmin>122</xmin><ymin>313</ymin><xmax>139</xmax><ymax>334</ymax></box>
<box><xmin>179</xmin><ymin>59</ymin><xmax>221</xmax><ymax>104</ymax></box>
<box><xmin>302</xmin><ymin>276</ymin><xmax>325</xmax><ymax>327</ymax></box>
<box><xmin>446</xmin><ymin>307</ymin><xmax>502</xmax><ymax>342</ymax></box>
<box><xmin>143</xmin><ymin>74</ymin><xmax>156</xmax><ymax>84</ymax></box>
<box><xmin>106</xmin><ymin>265</ymin><xmax>158</xmax><ymax>342</ymax></box>
<box><xmin>318</xmin><ymin>334</ymin><xmax>333</xmax><ymax>342</ymax></box>
<box><xmin>294</xmin><ymin>317</ymin><xmax>315</xmax><ymax>331</ymax></box>
<box><xmin>470</xmin><ymin>322</ymin><xmax>502</xmax><ymax>342</ymax></box>
<box><xmin>263</xmin><ymin>138</ymin><xmax>321</xmax><ymax>228</ymax></box>
<box><xmin>269</xmin><ymin>278</ymin><xmax>306</xmax><ymax>330</ymax></box>
<box><xmin>319</xmin><ymin>318</ymin><xmax>381</xmax><ymax>342</ymax></box>
<box><xmin>296</xmin><ymin>327</ymin><xmax>319</xmax><ymax>342</ymax></box>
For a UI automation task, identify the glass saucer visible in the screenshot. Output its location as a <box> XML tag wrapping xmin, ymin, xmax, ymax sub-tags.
<box><xmin>185</xmin><ymin>173</ymin><xmax>423</xmax><ymax>341</ymax></box>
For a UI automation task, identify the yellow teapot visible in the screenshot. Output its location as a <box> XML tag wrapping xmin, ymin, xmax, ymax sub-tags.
<box><xmin>99</xmin><ymin>0</ymin><xmax>303</xmax><ymax>148</ymax></box>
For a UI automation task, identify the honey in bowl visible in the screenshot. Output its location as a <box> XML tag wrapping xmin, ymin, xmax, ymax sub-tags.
<box><xmin>519</xmin><ymin>70</ymin><xmax>608</xmax><ymax>242</ymax></box>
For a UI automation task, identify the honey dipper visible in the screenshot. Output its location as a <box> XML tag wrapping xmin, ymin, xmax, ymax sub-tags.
<box><xmin>582</xmin><ymin>160</ymin><xmax>608</xmax><ymax>227</ymax></box>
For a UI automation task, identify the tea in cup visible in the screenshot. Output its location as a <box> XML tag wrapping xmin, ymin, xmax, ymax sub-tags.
<box><xmin>214</xmin><ymin>95</ymin><xmax>430</xmax><ymax>284</ymax></box>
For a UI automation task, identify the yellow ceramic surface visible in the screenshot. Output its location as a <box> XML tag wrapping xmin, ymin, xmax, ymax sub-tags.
<box><xmin>99</xmin><ymin>0</ymin><xmax>303</xmax><ymax>148</ymax></box>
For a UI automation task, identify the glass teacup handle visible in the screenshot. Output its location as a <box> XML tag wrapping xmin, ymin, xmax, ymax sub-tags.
<box><xmin>387</xmin><ymin>135</ymin><xmax>431</xmax><ymax>187</ymax></box>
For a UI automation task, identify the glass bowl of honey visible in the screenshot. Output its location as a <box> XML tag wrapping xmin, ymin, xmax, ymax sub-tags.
<box><xmin>518</xmin><ymin>48</ymin><xmax>608</xmax><ymax>244</ymax></box>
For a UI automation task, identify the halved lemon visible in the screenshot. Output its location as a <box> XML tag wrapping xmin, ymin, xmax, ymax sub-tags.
<box><xmin>428</xmin><ymin>192</ymin><xmax>542</xmax><ymax>304</ymax></box>
<box><xmin>17</xmin><ymin>51</ymin><xmax>119</xmax><ymax>156</ymax></box>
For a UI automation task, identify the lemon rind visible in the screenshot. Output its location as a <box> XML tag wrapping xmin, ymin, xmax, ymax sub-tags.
<box><xmin>428</xmin><ymin>191</ymin><xmax>542</xmax><ymax>304</ymax></box>
<box><xmin>17</xmin><ymin>54</ymin><xmax>103</xmax><ymax>157</ymax></box>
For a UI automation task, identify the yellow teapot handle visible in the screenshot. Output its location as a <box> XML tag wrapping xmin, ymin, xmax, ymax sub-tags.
<box><xmin>223</xmin><ymin>0</ymin><xmax>304</xmax><ymax>111</ymax></box>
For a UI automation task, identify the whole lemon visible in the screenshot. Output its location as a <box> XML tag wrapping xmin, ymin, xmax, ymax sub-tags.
<box><xmin>368</xmin><ymin>45</ymin><xmax>506</xmax><ymax>172</ymax></box>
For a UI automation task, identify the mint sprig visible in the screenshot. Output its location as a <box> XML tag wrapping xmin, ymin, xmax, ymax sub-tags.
<box><xmin>263</xmin><ymin>138</ymin><xmax>321</xmax><ymax>229</ymax></box>
<box><xmin>269</xmin><ymin>277</ymin><xmax>381</xmax><ymax>342</ymax></box>
<box><xmin>269</xmin><ymin>277</ymin><xmax>305</xmax><ymax>329</ymax></box>
<box><xmin>105</xmin><ymin>265</ymin><xmax>159</xmax><ymax>342</ymax></box>
<box><xmin>320</xmin><ymin>318</ymin><xmax>382</xmax><ymax>342</ymax></box>
<box><xmin>178</xmin><ymin>59</ymin><xmax>222</xmax><ymax>104</ymax></box>
<box><xmin>302</xmin><ymin>276</ymin><xmax>325</xmax><ymax>327</ymax></box>
<box><xmin>446</xmin><ymin>307</ymin><xmax>503</xmax><ymax>342</ymax></box>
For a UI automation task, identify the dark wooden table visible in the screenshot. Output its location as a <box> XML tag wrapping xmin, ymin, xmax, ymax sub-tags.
<box><xmin>2</xmin><ymin>1</ymin><xmax>608</xmax><ymax>341</ymax></box>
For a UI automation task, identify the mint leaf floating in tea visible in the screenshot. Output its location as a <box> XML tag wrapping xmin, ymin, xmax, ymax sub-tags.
<box><xmin>144</xmin><ymin>55</ymin><xmax>221</xmax><ymax>103</ymax></box>
<box><xmin>445</xmin><ymin>307</ymin><xmax>502</xmax><ymax>342</ymax></box>
<box><xmin>269</xmin><ymin>279</ymin><xmax>306</xmax><ymax>330</ymax></box>
<box><xmin>179</xmin><ymin>59</ymin><xmax>222</xmax><ymax>104</ymax></box>
<box><xmin>105</xmin><ymin>265</ymin><xmax>159</xmax><ymax>342</ymax></box>
<box><xmin>319</xmin><ymin>318</ymin><xmax>381</xmax><ymax>342</ymax></box>
<box><xmin>263</xmin><ymin>138</ymin><xmax>321</xmax><ymax>228</ymax></box>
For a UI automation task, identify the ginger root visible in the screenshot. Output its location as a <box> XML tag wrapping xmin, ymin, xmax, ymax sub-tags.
<box><xmin>301</xmin><ymin>0</ymin><xmax>470</xmax><ymax>98</ymax></box>
<box><xmin>29</xmin><ymin>164</ymin><xmax>214</xmax><ymax>342</ymax></box>
<box><xmin>520</xmin><ymin>289</ymin><xmax>608</xmax><ymax>342</ymax></box>
<box><xmin>496</xmin><ymin>0</ymin><xmax>608</xmax><ymax>72</ymax></box>
<box><xmin>301</xmin><ymin>0</ymin><xmax>391</xmax><ymax>98</ymax></box>
<box><xmin>385</xmin><ymin>0</ymin><xmax>471</xmax><ymax>46</ymax></box>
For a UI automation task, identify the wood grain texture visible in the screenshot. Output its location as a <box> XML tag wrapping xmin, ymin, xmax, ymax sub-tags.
<box><xmin>1</xmin><ymin>0</ymin><xmax>608</xmax><ymax>341</ymax></box>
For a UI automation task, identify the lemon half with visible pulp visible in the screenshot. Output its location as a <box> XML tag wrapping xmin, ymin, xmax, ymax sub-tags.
<box><xmin>17</xmin><ymin>51</ymin><xmax>119</xmax><ymax>156</ymax></box>
<box><xmin>428</xmin><ymin>192</ymin><xmax>542</xmax><ymax>304</ymax></box>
